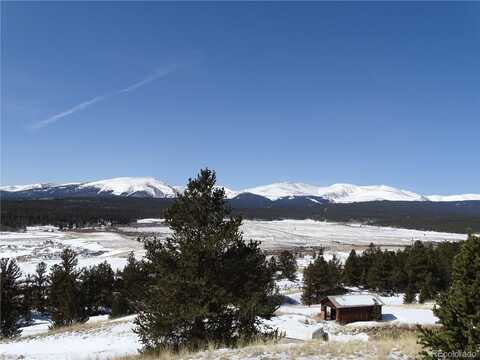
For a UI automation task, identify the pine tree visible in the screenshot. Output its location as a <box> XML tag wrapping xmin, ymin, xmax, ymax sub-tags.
<box><xmin>20</xmin><ymin>275</ymin><xmax>35</xmax><ymax>325</ymax></box>
<box><xmin>418</xmin><ymin>273</ymin><xmax>434</xmax><ymax>304</ymax></box>
<box><xmin>403</xmin><ymin>282</ymin><xmax>416</xmax><ymax>304</ymax></box>
<box><xmin>0</xmin><ymin>258</ymin><xmax>23</xmax><ymax>338</ymax></box>
<box><xmin>81</xmin><ymin>261</ymin><xmax>115</xmax><ymax>315</ymax></box>
<box><xmin>277</xmin><ymin>250</ymin><xmax>297</xmax><ymax>281</ymax></box>
<box><xmin>419</xmin><ymin>234</ymin><xmax>480</xmax><ymax>356</ymax></box>
<box><xmin>33</xmin><ymin>262</ymin><xmax>49</xmax><ymax>313</ymax></box>
<box><xmin>342</xmin><ymin>249</ymin><xmax>361</xmax><ymax>286</ymax></box>
<box><xmin>48</xmin><ymin>248</ymin><xmax>88</xmax><ymax>327</ymax></box>
<box><xmin>111</xmin><ymin>252</ymin><xmax>148</xmax><ymax>318</ymax></box>
<box><xmin>302</xmin><ymin>255</ymin><xmax>343</xmax><ymax>305</ymax></box>
<box><xmin>134</xmin><ymin>169</ymin><xmax>280</xmax><ymax>352</ymax></box>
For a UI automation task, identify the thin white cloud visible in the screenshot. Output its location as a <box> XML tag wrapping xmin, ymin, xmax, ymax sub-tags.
<box><xmin>31</xmin><ymin>66</ymin><xmax>176</xmax><ymax>129</ymax></box>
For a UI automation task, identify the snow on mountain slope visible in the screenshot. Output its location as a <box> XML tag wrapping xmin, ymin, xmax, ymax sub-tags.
<box><xmin>242</xmin><ymin>182</ymin><xmax>322</xmax><ymax>200</ymax></box>
<box><xmin>79</xmin><ymin>177</ymin><xmax>177</xmax><ymax>198</ymax></box>
<box><xmin>172</xmin><ymin>185</ymin><xmax>238</xmax><ymax>198</ymax></box>
<box><xmin>427</xmin><ymin>194</ymin><xmax>480</xmax><ymax>202</ymax></box>
<box><xmin>0</xmin><ymin>183</ymin><xmax>49</xmax><ymax>192</ymax></box>
<box><xmin>319</xmin><ymin>184</ymin><xmax>428</xmax><ymax>203</ymax></box>
<box><xmin>1</xmin><ymin>177</ymin><xmax>478</xmax><ymax>203</ymax></box>
<box><xmin>242</xmin><ymin>182</ymin><xmax>427</xmax><ymax>203</ymax></box>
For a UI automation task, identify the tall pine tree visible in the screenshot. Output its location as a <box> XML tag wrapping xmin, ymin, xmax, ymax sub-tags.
<box><xmin>134</xmin><ymin>169</ymin><xmax>279</xmax><ymax>352</ymax></box>
<box><xmin>33</xmin><ymin>262</ymin><xmax>49</xmax><ymax>313</ymax></box>
<box><xmin>302</xmin><ymin>255</ymin><xmax>343</xmax><ymax>305</ymax></box>
<box><xmin>342</xmin><ymin>249</ymin><xmax>361</xmax><ymax>286</ymax></box>
<box><xmin>419</xmin><ymin>234</ymin><xmax>480</xmax><ymax>357</ymax></box>
<box><xmin>48</xmin><ymin>248</ymin><xmax>88</xmax><ymax>327</ymax></box>
<box><xmin>277</xmin><ymin>250</ymin><xmax>297</xmax><ymax>281</ymax></box>
<box><xmin>0</xmin><ymin>258</ymin><xmax>23</xmax><ymax>338</ymax></box>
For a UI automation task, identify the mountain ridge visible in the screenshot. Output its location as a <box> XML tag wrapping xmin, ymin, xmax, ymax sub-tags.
<box><xmin>1</xmin><ymin>177</ymin><xmax>479</xmax><ymax>203</ymax></box>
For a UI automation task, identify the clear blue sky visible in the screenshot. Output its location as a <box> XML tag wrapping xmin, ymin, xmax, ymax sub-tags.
<box><xmin>2</xmin><ymin>2</ymin><xmax>479</xmax><ymax>194</ymax></box>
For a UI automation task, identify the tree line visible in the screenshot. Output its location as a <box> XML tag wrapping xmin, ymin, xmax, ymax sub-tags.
<box><xmin>2</xmin><ymin>197</ymin><xmax>479</xmax><ymax>234</ymax></box>
<box><xmin>300</xmin><ymin>240</ymin><xmax>461</xmax><ymax>305</ymax></box>
<box><xmin>0</xmin><ymin>250</ymin><xmax>147</xmax><ymax>337</ymax></box>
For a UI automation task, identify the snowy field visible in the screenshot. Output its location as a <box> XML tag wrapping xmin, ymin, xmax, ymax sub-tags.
<box><xmin>0</xmin><ymin>290</ymin><xmax>438</xmax><ymax>360</ymax></box>
<box><xmin>0</xmin><ymin>226</ymin><xmax>144</xmax><ymax>276</ymax></box>
<box><xmin>0</xmin><ymin>219</ymin><xmax>454</xmax><ymax>359</ymax></box>
<box><xmin>122</xmin><ymin>218</ymin><xmax>466</xmax><ymax>250</ymax></box>
<box><xmin>0</xmin><ymin>219</ymin><xmax>466</xmax><ymax>276</ymax></box>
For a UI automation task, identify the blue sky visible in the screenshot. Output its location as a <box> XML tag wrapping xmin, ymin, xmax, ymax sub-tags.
<box><xmin>2</xmin><ymin>2</ymin><xmax>479</xmax><ymax>194</ymax></box>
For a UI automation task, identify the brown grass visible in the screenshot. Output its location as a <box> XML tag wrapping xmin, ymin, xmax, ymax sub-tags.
<box><xmin>114</xmin><ymin>331</ymin><xmax>424</xmax><ymax>360</ymax></box>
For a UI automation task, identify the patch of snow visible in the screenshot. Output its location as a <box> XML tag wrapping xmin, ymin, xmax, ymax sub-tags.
<box><xmin>329</xmin><ymin>332</ymin><xmax>369</xmax><ymax>342</ymax></box>
<box><xmin>136</xmin><ymin>218</ymin><xmax>164</xmax><ymax>224</ymax></box>
<box><xmin>329</xmin><ymin>295</ymin><xmax>383</xmax><ymax>307</ymax></box>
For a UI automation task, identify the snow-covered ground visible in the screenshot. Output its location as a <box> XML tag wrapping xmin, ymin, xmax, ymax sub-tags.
<box><xmin>0</xmin><ymin>227</ymin><xmax>144</xmax><ymax>276</ymax></box>
<box><xmin>121</xmin><ymin>219</ymin><xmax>466</xmax><ymax>250</ymax></box>
<box><xmin>1</xmin><ymin>219</ymin><xmax>465</xmax><ymax>276</ymax></box>
<box><xmin>1</xmin><ymin>289</ymin><xmax>438</xmax><ymax>360</ymax></box>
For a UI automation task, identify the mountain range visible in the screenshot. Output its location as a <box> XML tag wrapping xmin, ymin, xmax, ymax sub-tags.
<box><xmin>1</xmin><ymin>177</ymin><xmax>479</xmax><ymax>204</ymax></box>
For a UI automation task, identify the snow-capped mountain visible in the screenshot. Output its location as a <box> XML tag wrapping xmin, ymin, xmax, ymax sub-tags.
<box><xmin>1</xmin><ymin>177</ymin><xmax>479</xmax><ymax>203</ymax></box>
<box><xmin>0</xmin><ymin>177</ymin><xmax>178</xmax><ymax>199</ymax></box>
<box><xmin>427</xmin><ymin>194</ymin><xmax>480</xmax><ymax>202</ymax></box>
<box><xmin>0</xmin><ymin>183</ymin><xmax>52</xmax><ymax>192</ymax></box>
<box><xmin>242</xmin><ymin>182</ymin><xmax>428</xmax><ymax>202</ymax></box>
<box><xmin>78</xmin><ymin>177</ymin><xmax>177</xmax><ymax>198</ymax></box>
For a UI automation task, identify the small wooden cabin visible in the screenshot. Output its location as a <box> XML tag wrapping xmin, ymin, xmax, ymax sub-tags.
<box><xmin>319</xmin><ymin>295</ymin><xmax>383</xmax><ymax>324</ymax></box>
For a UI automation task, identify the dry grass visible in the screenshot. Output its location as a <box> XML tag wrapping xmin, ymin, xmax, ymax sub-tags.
<box><xmin>114</xmin><ymin>331</ymin><xmax>424</xmax><ymax>360</ymax></box>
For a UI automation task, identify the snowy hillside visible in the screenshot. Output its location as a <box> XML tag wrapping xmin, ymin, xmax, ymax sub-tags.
<box><xmin>0</xmin><ymin>183</ymin><xmax>51</xmax><ymax>192</ymax></box>
<box><xmin>243</xmin><ymin>182</ymin><xmax>428</xmax><ymax>202</ymax></box>
<box><xmin>78</xmin><ymin>177</ymin><xmax>177</xmax><ymax>198</ymax></box>
<box><xmin>427</xmin><ymin>194</ymin><xmax>480</xmax><ymax>202</ymax></box>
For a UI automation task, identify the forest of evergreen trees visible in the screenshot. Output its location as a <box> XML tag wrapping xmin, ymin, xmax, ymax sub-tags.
<box><xmin>301</xmin><ymin>240</ymin><xmax>462</xmax><ymax>305</ymax></box>
<box><xmin>0</xmin><ymin>250</ymin><xmax>148</xmax><ymax>337</ymax></box>
<box><xmin>1</xmin><ymin>239</ymin><xmax>464</xmax><ymax>338</ymax></box>
<box><xmin>2</xmin><ymin>197</ymin><xmax>479</xmax><ymax>233</ymax></box>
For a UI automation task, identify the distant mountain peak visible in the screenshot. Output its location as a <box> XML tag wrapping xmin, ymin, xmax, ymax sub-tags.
<box><xmin>78</xmin><ymin>177</ymin><xmax>177</xmax><ymax>198</ymax></box>
<box><xmin>1</xmin><ymin>177</ymin><xmax>478</xmax><ymax>203</ymax></box>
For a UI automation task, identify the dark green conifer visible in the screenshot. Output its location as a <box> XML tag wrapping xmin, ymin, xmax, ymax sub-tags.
<box><xmin>419</xmin><ymin>234</ymin><xmax>480</xmax><ymax>356</ymax></box>
<box><xmin>302</xmin><ymin>255</ymin><xmax>343</xmax><ymax>305</ymax></box>
<box><xmin>403</xmin><ymin>282</ymin><xmax>416</xmax><ymax>304</ymax></box>
<box><xmin>33</xmin><ymin>262</ymin><xmax>49</xmax><ymax>313</ymax></box>
<box><xmin>277</xmin><ymin>250</ymin><xmax>297</xmax><ymax>281</ymax></box>
<box><xmin>342</xmin><ymin>249</ymin><xmax>361</xmax><ymax>286</ymax></box>
<box><xmin>48</xmin><ymin>248</ymin><xmax>88</xmax><ymax>327</ymax></box>
<box><xmin>134</xmin><ymin>169</ymin><xmax>279</xmax><ymax>352</ymax></box>
<box><xmin>0</xmin><ymin>258</ymin><xmax>23</xmax><ymax>338</ymax></box>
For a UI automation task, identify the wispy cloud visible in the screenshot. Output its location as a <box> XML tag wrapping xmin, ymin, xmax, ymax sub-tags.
<box><xmin>31</xmin><ymin>66</ymin><xmax>176</xmax><ymax>129</ymax></box>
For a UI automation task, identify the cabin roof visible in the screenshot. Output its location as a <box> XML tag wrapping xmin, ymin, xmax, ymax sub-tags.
<box><xmin>323</xmin><ymin>295</ymin><xmax>384</xmax><ymax>309</ymax></box>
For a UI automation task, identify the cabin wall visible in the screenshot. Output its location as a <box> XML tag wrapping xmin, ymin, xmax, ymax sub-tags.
<box><xmin>336</xmin><ymin>305</ymin><xmax>381</xmax><ymax>324</ymax></box>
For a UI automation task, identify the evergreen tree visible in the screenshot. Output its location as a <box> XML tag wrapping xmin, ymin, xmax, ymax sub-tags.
<box><xmin>419</xmin><ymin>234</ymin><xmax>480</xmax><ymax>356</ymax></box>
<box><xmin>277</xmin><ymin>250</ymin><xmax>297</xmax><ymax>281</ymax></box>
<box><xmin>0</xmin><ymin>258</ymin><xmax>23</xmax><ymax>338</ymax></box>
<box><xmin>418</xmin><ymin>273</ymin><xmax>434</xmax><ymax>304</ymax></box>
<box><xmin>20</xmin><ymin>275</ymin><xmax>35</xmax><ymax>325</ymax></box>
<box><xmin>111</xmin><ymin>252</ymin><xmax>148</xmax><ymax>318</ymax></box>
<box><xmin>342</xmin><ymin>249</ymin><xmax>361</xmax><ymax>286</ymax></box>
<box><xmin>81</xmin><ymin>261</ymin><xmax>115</xmax><ymax>315</ymax></box>
<box><xmin>33</xmin><ymin>262</ymin><xmax>49</xmax><ymax>313</ymax></box>
<box><xmin>134</xmin><ymin>169</ymin><xmax>280</xmax><ymax>352</ymax></box>
<box><xmin>48</xmin><ymin>248</ymin><xmax>88</xmax><ymax>327</ymax></box>
<box><xmin>403</xmin><ymin>282</ymin><xmax>416</xmax><ymax>304</ymax></box>
<box><xmin>302</xmin><ymin>255</ymin><xmax>343</xmax><ymax>306</ymax></box>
